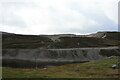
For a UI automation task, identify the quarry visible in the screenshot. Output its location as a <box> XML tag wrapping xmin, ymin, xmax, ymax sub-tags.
<box><xmin>1</xmin><ymin>31</ymin><xmax>120</xmax><ymax>78</ymax></box>
<box><xmin>2</xmin><ymin>31</ymin><xmax>120</xmax><ymax>68</ymax></box>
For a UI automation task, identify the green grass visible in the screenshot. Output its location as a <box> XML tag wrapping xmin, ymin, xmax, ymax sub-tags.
<box><xmin>2</xmin><ymin>59</ymin><xmax>119</xmax><ymax>78</ymax></box>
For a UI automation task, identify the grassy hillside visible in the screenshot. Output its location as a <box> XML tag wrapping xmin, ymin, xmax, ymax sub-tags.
<box><xmin>2</xmin><ymin>32</ymin><xmax>53</xmax><ymax>49</ymax></box>
<box><xmin>52</xmin><ymin>37</ymin><xmax>118</xmax><ymax>48</ymax></box>
<box><xmin>2</xmin><ymin>59</ymin><xmax>119</xmax><ymax>78</ymax></box>
<box><xmin>89</xmin><ymin>31</ymin><xmax>120</xmax><ymax>41</ymax></box>
<box><xmin>2</xmin><ymin>32</ymin><xmax>120</xmax><ymax>49</ymax></box>
<box><xmin>104</xmin><ymin>32</ymin><xmax>120</xmax><ymax>41</ymax></box>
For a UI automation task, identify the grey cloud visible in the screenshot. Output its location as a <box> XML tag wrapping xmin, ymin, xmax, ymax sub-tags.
<box><xmin>0</xmin><ymin>15</ymin><xmax>27</xmax><ymax>28</ymax></box>
<box><xmin>47</xmin><ymin>1</ymin><xmax>118</xmax><ymax>34</ymax></box>
<box><xmin>68</xmin><ymin>2</ymin><xmax>118</xmax><ymax>32</ymax></box>
<box><xmin>0</xmin><ymin>0</ymin><xmax>118</xmax><ymax>35</ymax></box>
<box><xmin>0</xmin><ymin>0</ymin><xmax>37</xmax><ymax>28</ymax></box>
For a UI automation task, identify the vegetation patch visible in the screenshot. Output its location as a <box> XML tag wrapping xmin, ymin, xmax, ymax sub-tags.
<box><xmin>99</xmin><ymin>49</ymin><xmax>120</xmax><ymax>57</ymax></box>
<box><xmin>82</xmin><ymin>50</ymin><xmax>88</xmax><ymax>57</ymax></box>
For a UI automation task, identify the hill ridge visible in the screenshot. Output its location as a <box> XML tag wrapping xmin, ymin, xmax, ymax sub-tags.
<box><xmin>2</xmin><ymin>31</ymin><xmax>120</xmax><ymax>49</ymax></box>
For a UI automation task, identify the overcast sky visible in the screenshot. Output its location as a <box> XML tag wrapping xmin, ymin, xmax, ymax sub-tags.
<box><xmin>0</xmin><ymin>0</ymin><xmax>119</xmax><ymax>35</ymax></box>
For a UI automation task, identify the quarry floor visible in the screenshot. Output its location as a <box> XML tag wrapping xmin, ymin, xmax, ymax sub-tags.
<box><xmin>2</xmin><ymin>59</ymin><xmax>119</xmax><ymax>78</ymax></box>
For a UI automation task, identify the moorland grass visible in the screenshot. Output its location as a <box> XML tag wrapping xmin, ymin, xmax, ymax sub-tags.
<box><xmin>2</xmin><ymin>59</ymin><xmax>119</xmax><ymax>78</ymax></box>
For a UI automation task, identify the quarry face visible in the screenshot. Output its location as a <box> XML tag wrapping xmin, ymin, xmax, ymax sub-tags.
<box><xmin>2</xmin><ymin>46</ymin><xmax>119</xmax><ymax>68</ymax></box>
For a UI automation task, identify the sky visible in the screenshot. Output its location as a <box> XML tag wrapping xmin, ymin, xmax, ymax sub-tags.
<box><xmin>0</xmin><ymin>0</ymin><xmax>119</xmax><ymax>35</ymax></box>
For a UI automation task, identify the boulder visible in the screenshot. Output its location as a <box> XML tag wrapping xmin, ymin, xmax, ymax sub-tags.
<box><xmin>112</xmin><ymin>64</ymin><xmax>117</xmax><ymax>69</ymax></box>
